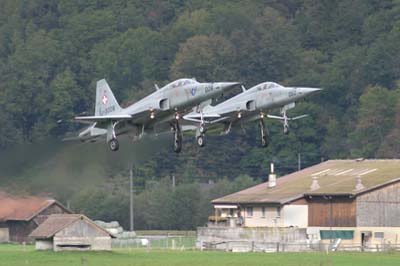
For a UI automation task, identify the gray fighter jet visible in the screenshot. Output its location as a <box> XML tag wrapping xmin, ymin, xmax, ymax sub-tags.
<box><xmin>74</xmin><ymin>78</ymin><xmax>240</xmax><ymax>152</ymax></box>
<box><xmin>183</xmin><ymin>82</ymin><xmax>321</xmax><ymax>147</ymax></box>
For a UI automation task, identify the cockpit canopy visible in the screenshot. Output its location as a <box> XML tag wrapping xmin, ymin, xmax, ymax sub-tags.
<box><xmin>255</xmin><ymin>82</ymin><xmax>282</xmax><ymax>91</ymax></box>
<box><xmin>163</xmin><ymin>78</ymin><xmax>198</xmax><ymax>90</ymax></box>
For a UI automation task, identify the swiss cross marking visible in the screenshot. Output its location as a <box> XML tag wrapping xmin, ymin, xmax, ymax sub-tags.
<box><xmin>102</xmin><ymin>95</ymin><xmax>108</xmax><ymax>105</ymax></box>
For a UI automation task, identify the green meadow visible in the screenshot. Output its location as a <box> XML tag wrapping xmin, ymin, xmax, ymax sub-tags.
<box><xmin>1</xmin><ymin>244</ymin><xmax>399</xmax><ymax>266</ymax></box>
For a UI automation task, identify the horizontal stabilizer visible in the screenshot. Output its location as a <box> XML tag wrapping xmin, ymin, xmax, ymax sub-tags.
<box><xmin>291</xmin><ymin>114</ymin><xmax>309</xmax><ymax>120</ymax></box>
<box><xmin>267</xmin><ymin>114</ymin><xmax>309</xmax><ymax>121</ymax></box>
<box><xmin>183</xmin><ymin>113</ymin><xmax>221</xmax><ymax>123</ymax></box>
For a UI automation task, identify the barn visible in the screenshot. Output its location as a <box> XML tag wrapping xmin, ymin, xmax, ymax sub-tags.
<box><xmin>209</xmin><ymin>159</ymin><xmax>400</xmax><ymax>248</ymax></box>
<box><xmin>0</xmin><ymin>193</ymin><xmax>71</xmax><ymax>243</ymax></box>
<box><xmin>29</xmin><ymin>214</ymin><xmax>114</xmax><ymax>251</ymax></box>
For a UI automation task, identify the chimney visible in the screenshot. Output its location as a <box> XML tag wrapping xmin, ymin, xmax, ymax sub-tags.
<box><xmin>268</xmin><ymin>163</ymin><xmax>276</xmax><ymax>188</ymax></box>
<box><xmin>310</xmin><ymin>176</ymin><xmax>320</xmax><ymax>191</ymax></box>
<box><xmin>354</xmin><ymin>176</ymin><xmax>365</xmax><ymax>191</ymax></box>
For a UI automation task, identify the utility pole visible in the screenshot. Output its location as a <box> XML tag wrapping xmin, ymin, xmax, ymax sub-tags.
<box><xmin>129</xmin><ymin>165</ymin><xmax>134</xmax><ymax>231</ymax></box>
<box><xmin>172</xmin><ymin>175</ymin><xmax>176</xmax><ymax>191</ymax></box>
<box><xmin>298</xmin><ymin>153</ymin><xmax>301</xmax><ymax>171</ymax></box>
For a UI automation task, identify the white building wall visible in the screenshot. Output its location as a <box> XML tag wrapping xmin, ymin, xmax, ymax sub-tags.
<box><xmin>282</xmin><ymin>205</ymin><xmax>308</xmax><ymax>227</ymax></box>
<box><xmin>244</xmin><ymin>207</ymin><xmax>284</xmax><ymax>227</ymax></box>
<box><xmin>220</xmin><ymin>205</ymin><xmax>308</xmax><ymax>228</ymax></box>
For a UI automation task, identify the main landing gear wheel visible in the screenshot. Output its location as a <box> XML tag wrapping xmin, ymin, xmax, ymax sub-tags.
<box><xmin>197</xmin><ymin>135</ymin><xmax>205</xmax><ymax>147</ymax></box>
<box><xmin>109</xmin><ymin>138</ymin><xmax>119</xmax><ymax>151</ymax></box>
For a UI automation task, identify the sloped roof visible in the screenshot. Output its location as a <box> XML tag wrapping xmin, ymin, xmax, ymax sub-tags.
<box><xmin>29</xmin><ymin>214</ymin><xmax>114</xmax><ymax>239</ymax></box>
<box><xmin>0</xmin><ymin>192</ymin><xmax>70</xmax><ymax>221</ymax></box>
<box><xmin>212</xmin><ymin>159</ymin><xmax>400</xmax><ymax>205</ymax></box>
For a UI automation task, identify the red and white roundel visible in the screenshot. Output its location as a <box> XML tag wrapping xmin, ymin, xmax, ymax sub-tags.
<box><xmin>102</xmin><ymin>94</ymin><xmax>108</xmax><ymax>105</ymax></box>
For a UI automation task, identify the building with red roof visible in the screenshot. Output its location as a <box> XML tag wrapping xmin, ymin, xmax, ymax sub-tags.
<box><xmin>0</xmin><ymin>192</ymin><xmax>71</xmax><ymax>243</ymax></box>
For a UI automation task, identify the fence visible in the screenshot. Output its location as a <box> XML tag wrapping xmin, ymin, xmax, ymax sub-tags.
<box><xmin>112</xmin><ymin>236</ymin><xmax>196</xmax><ymax>250</ymax></box>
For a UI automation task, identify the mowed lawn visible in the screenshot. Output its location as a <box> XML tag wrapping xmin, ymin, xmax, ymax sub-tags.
<box><xmin>1</xmin><ymin>244</ymin><xmax>400</xmax><ymax>266</ymax></box>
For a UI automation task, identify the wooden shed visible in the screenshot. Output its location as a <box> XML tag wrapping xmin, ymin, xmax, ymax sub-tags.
<box><xmin>29</xmin><ymin>214</ymin><xmax>114</xmax><ymax>251</ymax></box>
<box><xmin>0</xmin><ymin>192</ymin><xmax>71</xmax><ymax>243</ymax></box>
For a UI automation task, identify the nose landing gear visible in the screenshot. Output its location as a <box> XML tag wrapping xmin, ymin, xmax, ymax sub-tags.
<box><xmin>173</xmin><ymin>121</ymin><xmax>182</xmax><ymax>153</ymax></box>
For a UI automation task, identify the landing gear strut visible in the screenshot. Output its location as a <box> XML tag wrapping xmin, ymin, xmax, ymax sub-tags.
<box><xmin>108</xmin><ymin>121</ymin><xmax>120</xmax><ymax>151</ymax></box>
<box><xmin>259</xmin><ymin>119</ymin><xmax>269</xmax><ymax>147</ymax></box>
<box><xmin>173</xmin><ymin>122</ymin><xmax>182</xmax><ymax>153</ymax></box>
<box><xmin>281</xmin><ymin>110</ymin><xmax>290</xmax><ymax>135</ymax></box>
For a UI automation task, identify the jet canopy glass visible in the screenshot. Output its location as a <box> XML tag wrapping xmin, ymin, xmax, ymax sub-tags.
<box><xmin>163</xmin><ymin>78</ymin><xmax>199</xmax><ymax>90</ymax></box>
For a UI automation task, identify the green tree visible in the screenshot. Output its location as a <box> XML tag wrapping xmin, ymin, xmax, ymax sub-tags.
<box><xmin>171</xmin><ymin>35</ymin><xmax>236</xmax><ymax>81</ymax></box>
<box><xmin>350</xmin><ymin>86</ymin><xmax>398</xmax><ymax>157</ymax></box>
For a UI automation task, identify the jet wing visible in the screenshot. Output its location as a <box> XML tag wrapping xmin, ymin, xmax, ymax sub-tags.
<box><xmin>74</xmin><ymin>114</ymin><xmax>132</xmax><ymax>123</ymax></box>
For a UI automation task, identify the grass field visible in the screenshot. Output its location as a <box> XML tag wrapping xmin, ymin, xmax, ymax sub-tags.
<box><xmin>1</xmin><ymin>244</ymin><xmax>400</xmax><ymax>266</ymax></box>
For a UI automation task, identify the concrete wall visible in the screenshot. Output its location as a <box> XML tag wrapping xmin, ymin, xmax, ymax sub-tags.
<box><xmin>35</xmin><ymin>239</ymin><xmax>53</xmax><ymax>250</ymax></box>
<box><xmin>357</xmin><ymin>182</ymin><xmax>400</xmax><ymax>227</ymax></box>
<box><xmin>54</xmin><ymin>236</ymin><xmax>111</xmax><ymax>251</ymax></box>
<box><xmin>0</xmin><ymin>228</ymin><xmax>9</xmax><ymax>243</ymax></box>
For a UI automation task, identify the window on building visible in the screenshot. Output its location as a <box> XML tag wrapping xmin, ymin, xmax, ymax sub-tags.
<box><xmin>320</xmin><ymin>230</ymin><xmax>354</xmax><ymax>240</ymax></box>
<box><xmin>246</xmin><ymin>207</ymin><xmax>253</xmax><ymax>217</ymax></box>
<box><xmin>229</xmin><ymin>208</ymin><xmax>234</xmax><ymax>217</ymax></box>
<box><xmin>374</xmin><ymin>232</ymin><xmax>384</xmax><ymax>239</ymax></box>
<box><xmin>276</xmin><ymin>207</ymin><xmax>281</xmax><ymax>218</ymax></box>
<box><xmin>261</xmin><ymin>207</ymin><xmax>266</xmax><ymax>218</ymax></box>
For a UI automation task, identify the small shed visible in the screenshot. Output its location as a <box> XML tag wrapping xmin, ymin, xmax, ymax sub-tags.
<box><xmin>29</xmin><ymin>214</ymin><xmax>114</xmax><ymax>251</ymax></box>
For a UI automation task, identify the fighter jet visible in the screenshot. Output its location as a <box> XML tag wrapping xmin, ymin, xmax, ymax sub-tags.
<box><xmin>73</xmin><ymin>78</ymin><xmax>240</xmax><ymax>152</ymax></box>
<box><xmin>183</xmin><ymin>82</ymin><xmax>321</xmax><ymax>147</ymax></box>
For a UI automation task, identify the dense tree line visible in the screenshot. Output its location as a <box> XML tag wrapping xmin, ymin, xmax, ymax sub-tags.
<box><xmin>1</xmin><ymin>0</ymin><xmax>400</xmax><ymax>229</ymax></box>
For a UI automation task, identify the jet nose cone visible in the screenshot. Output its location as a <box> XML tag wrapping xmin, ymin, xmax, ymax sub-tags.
<box><xmin>298</xmin><ymin>87</ymin><xmax>322</xmax><ymax>96</ymax></box>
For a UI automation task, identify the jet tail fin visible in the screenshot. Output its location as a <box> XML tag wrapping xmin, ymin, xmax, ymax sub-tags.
<box><xmin>95</xmin><ymin>79</ymin><xmax>122</xmax><ymax>116</ymax></box>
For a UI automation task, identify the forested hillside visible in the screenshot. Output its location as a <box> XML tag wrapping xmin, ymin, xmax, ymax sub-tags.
<box><xmin>0</xmin><ymin>0</ymin><xmax>400</xmax><ymax>229</ymax></box>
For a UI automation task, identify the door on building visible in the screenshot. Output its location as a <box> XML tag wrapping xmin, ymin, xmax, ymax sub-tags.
<box><xmin>361</xmin><ymin>231</ymin><xmax>372</xmax><ymax>250</ymax></box>
<box><xmin>0</xmin><ymin>228</ymin><xmax>10</xmax><ymax>243</ymax></box>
